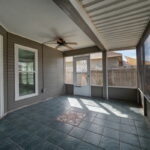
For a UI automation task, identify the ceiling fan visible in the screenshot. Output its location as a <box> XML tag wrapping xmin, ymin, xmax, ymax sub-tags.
<box><xmin>44</xmin><ymin>38</ymin><xmax>77</xmax><ymax>50</ymax></box>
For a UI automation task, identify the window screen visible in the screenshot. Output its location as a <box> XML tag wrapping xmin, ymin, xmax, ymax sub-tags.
<box><xmin>65</xmin><ymin>57</ymin><xmax>73</xmax><ymax>84</ymax></box>
<box><xmin>107</xmin><ymin>50</ymin><xmax>137</xmax><ymax>88</ymax></box>
<box><xmin>90</xmin><ymin>52</ymin><xmax>103</xmax><ymax>86</ymax></box>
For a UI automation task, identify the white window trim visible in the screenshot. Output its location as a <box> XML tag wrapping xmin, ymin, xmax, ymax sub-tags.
<box><xmin>15</xmin><ymin>44</ymin><xmax>38</xmax><ymax>101</ymax></box>
<box><xmin>0</xmin><ymin>35</ymin><xmax>4</xmax><ymax>118</ymax></box>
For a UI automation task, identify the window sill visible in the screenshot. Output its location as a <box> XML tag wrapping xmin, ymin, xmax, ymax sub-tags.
<box><xmin>15</xmin><ymin>93</ymin><xmax>38</xmax><ymax>101</ymax></box>
<box><xmin>108</xmin><ymin>86</ymin><xmax>137</xmax><ymax>89</ymax></box>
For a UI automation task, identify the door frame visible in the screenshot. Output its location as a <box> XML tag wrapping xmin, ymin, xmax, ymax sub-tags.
<box><xmin>0</xmin><ymin>34</ymin><xmax>4</xmax><ymax>118</ymax></box>
<box><xmin>73</xmin><ymin>55</ymin><xmax>91</xmax><ymax>97</ymax></box>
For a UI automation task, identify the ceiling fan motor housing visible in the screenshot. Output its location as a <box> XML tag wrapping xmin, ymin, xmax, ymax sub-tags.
<box><xmin>57</xmin><ymin>38</ymin><xmax>66</xmax><ymax>46</ymax></box>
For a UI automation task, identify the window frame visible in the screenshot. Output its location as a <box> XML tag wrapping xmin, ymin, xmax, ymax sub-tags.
<box><xmin>15</xmin><ymin>44</ymin><xmax>38</xmax><ymax>101</ymax></box>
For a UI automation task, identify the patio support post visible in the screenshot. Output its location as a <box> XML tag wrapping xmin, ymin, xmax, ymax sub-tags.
<box><xmin>102</xmin><ymin>51</ymin><xmax>108</xmax><ymax>100</ymax></box>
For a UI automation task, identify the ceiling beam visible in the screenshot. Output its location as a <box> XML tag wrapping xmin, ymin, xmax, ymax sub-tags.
<box><xmin>63</xmin><ymin>46</ymin><xmax>100</xmax><ymax>56</ymax></box>
<box><xmin>109</xmin><ymin>46</ymin><xmax>136</xmax><ymax>51</ymax></box>
<box><xmin>137</xmin><ymin>20</ymin><xmax>150</xmax><ymax>48</ymax></box>
<box><xmin>52</xmin><ymin>0</ymin><xmax>106</xmax><ymax>51</ymax></box>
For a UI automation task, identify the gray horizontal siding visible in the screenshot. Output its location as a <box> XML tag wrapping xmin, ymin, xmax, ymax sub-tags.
<box><xmin>43</xmin><ymin>45</ymin><xmax>64</xmax><ymax>99</ymax></box>
<box><xmin>6</xmin><ymin>33</ymin><xmax>64</xmax><ymax>112</ymax></box>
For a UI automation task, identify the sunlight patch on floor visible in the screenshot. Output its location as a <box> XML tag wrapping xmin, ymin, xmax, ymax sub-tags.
<box><xmin>129</xmin><ymin>107</ymin><xmax>143</xmax><ymax>114</ymax></box>
<box><xmin>100</xmin><ymin>103</ymin><xmax>129</xmax><ymax>118</ymax></box>
<box><xmin>86</xmin><ymin>105</ymin><xmax>110</xmax><ymax>115</ymax></box>
<box><xmin>80</xmin><ymin>98</ymin><xmax>100</xmax><ymax>107</ymax></box>
<box><xmin>68</xmin><ymin>97</ymin><xmax>83</xmax><ymax>109</ymax></box>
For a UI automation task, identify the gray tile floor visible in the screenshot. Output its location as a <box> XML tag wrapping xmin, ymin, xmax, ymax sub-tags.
<box><xmin>0</xmin><ymin>96</ymin><xmax>150</xmax><ymax>150</ymax></box>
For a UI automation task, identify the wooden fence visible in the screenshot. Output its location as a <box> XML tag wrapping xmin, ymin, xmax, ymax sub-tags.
<box><xmin>66</xmin><ymin>68</ymin><xmax>137</xmax><ymax>88</ymax></box>
<box><xmin>108</xmin><ymin>68</ymin><xmax>137</xmax><ymax>87</ymax></box>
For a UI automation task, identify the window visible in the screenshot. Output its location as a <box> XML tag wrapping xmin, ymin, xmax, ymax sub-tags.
<box><xmin>65</xmin><ymin>56</ymin><xmax>73</xmax><ymax>84</ymax></box>
<box><xmin>107</xmin><ymin>50</ymin><xmax>137</xmax><ymax>88</ymax></box>
<box><xmin>15</xmin><ymin>44</ymin><xmax>38</xmax><ymax>100</ymax></box>
<box><xmin>90</xmin><ymin>52</ymin><xmax>103</xmax><ymax>86</ymax></box>
<box><xmin>144</xmin><ymin>35</ymin><xmax>150</xmax><ymax>98</ymax></box>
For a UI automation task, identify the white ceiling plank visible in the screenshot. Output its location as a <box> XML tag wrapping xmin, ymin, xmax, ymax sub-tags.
<box><xmin>88</xmin><ymin>0</ymin><xmax>146</xmax><ymax>17</ymax></box>
<box><xmin>83</xmin><ymin>0</ymin><xmax>109</xmax><ymax>8</ymax></box>
<box><xmin>81</xmin><ymin>0</ymin><xmax>102</xmax><ymax>6</ymax></box>
<box><xmin>98</xmin><ymin>25</ymin><xmax>145</xmax><ymax>34</ymax></box>
<box><xmin>108</xmin><ymin>42</ymin><xmax>138</xmax><ymax>46</ymax></box>
<box><xmin>93</xmin><ymin>10</ymin><xmax>150</xmax><ymax>26</ymax></box>
<box><xmin>89</xmin><ymin>0</ymin><xmax>150</xmax><ymax>19</ymax></box>
<box><xmin>95</xmin><ymin>16</ymin><xmax>149</xmax><ymax>28</ymax></box>
<box><xmin>97</xmin><ymin>22</ymin><xmax>147</xmax><ymax>33</ymax></box>
<box><xmin>103</xmin><ymin>35</ymin><xmax>142</xmax><ymax>41</ymax></box>
<box><xmin>105</xmin><ymin>37</ymin><xmax>140</xmax><ymax>42</ymax></box>
<box><xmin>92</xmin><ymin>6</ymin><xmax>150</xmax><ymax>23</ymax></box>
<box><xmin>102</xmin><ymin>32</ymin><xmax>143</xmax><ymax>40</ymax></box>
<box><xmin>86</xmin><ymin>0</ymin><xmax>119</xmax><ymax>12</ymax></box>
<box><xmin>96</xmin><ymin>17</ymin><xmax>149</xmax><ymax>29</ymax></box>
<box><xmin>108</xmin><ymin>41</ymin><xmax>138</xmax><ymax>46</ymax></box>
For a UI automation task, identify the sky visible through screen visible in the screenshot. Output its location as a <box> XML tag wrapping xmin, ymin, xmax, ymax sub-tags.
<box><xmin>115</xmin><ymin>49</ymin><xmax>136</xmax><ymax>61</ymax></box>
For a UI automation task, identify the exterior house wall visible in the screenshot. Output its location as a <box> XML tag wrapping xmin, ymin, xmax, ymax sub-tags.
<box><xmin>0</xmin><ymin>27</ymin><xmax>64</xmax><ymax>113</ymax></box>
<box><xmin>108</xmin><ymin>57</ymin><xmax>120</xmax><ymax>68</ymax></box>
<box><xmin>7</xmin><ymin>33</ymin><xmax>43</xmax><ymax>111</ymax></box>
<box><xmin>91</xmin><ymin>57</ymin><xmax>120</xmax><ymax>70</ymax></box>
<box><xmin>42</xmin><ymin>45</ymin><xmax>64</xmax><ymax>99</ymax></box>
<box><xmin>91</xmin><ymin>59</ymin><xmax>102</xmax><ymax>70</ymax></box>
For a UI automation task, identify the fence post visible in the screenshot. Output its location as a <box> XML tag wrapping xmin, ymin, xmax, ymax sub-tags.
<box><xmin>103</xmin><ymin>51</ymin><xmax>108</xmax><ymax>100</ymax></box>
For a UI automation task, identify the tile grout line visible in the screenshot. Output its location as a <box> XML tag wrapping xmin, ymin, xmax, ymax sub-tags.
<box><xmin>9</xmin><ymin>138</ymin><xmax>25</xmax><ymax>150</ymax></box>
<box><xmin>133</xmin><ymin>118</ymin><xmax>143</xmax><ymax>150</ymax></box>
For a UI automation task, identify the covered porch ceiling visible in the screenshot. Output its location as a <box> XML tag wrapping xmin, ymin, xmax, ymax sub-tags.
<box><xmin>0</xmin><ymin>0</ymin><xmax>150</xmax><ymax>51</ymax></box>
<box><xmin>54</xmin><ymin>0</ymin><xmax>150</xmax><ymax>51</ymax></box>
<box><xmin>79</xmin><ymin>0</ymin><xmax>150</xmax><ymax>50</ymax></box>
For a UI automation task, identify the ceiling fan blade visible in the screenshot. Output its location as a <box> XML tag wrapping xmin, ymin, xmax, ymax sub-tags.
<box><xmin>46</xmin><ymin>42</ymin><xmax>58</xmax><ymax>44</ymax></box>
<box><xmin>64</xmin><ymin>45</ymin><xmax>74</xmax><ymax>50</ymax></box>
<box><xmin>55</xmin><ymin>45</ymin><xmax>60</xmax><ymax>50</ymax></box>
<box><xmin>57</xmin><ymin>38</ymin><xmax>63</xmax><ymax>43</ymax></box>
<box><xmin>66</xmin><ymin>42</ymin><xmax>77</xmax><ymax>45</ymax></box>
<box><xmin>43</xmin><ymin>39</ymin><xmax>57</xmax><ymax>44</ymax></box>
